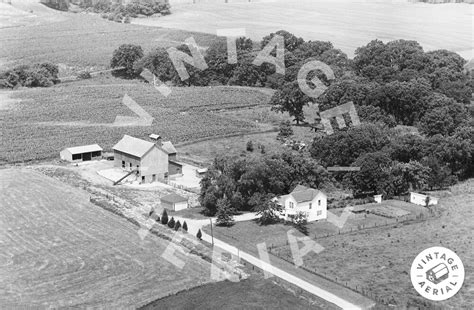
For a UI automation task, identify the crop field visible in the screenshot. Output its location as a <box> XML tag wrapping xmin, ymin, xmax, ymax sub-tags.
<box><xmin>0</xmin><ymin>78</ymin><xmax>273</xmax><ymax>163</ymax></box>
<box><xmin>0</xmin><ymin>3</ymin><xmax>217</xmax><ymax>74</ymax></box>
<box><xmin>142</xmin><ymin>0</ymin><xmax>473</xmax><ymax>59</ymax></box>
<box><xmin>269</xmin><ymin>184</ymin><xmax>474</xmax><ymax>309</ymax></box>
<box><xmin>0</xmin><ymin>168</ymin><xmax>216</xmax><ymax>308</ymax></box>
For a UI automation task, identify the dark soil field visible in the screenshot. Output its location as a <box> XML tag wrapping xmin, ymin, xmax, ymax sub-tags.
<box><xmin>141</xmin><ymin>277</ymin><xmax>338</xmax><ymax>310</ymax></box>
<box><xmin>0</xmin><ymin>168</ymin><xmax>216</xmax><ymax>308</ymax></box>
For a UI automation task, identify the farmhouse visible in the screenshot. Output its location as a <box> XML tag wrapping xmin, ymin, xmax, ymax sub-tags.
<box><xmin>275</xmin><ymin>185</ymin><xmax>327</xmax><ymax>222</ymax></box>
<box><xmin>60</xmin><ymin>144</ymin><xmax>103</xmax><ymax>162</ymax></box>
<box><xmin>410</xmin><ymin>192</ymin><xmax>439</xmax><ymax>206</ymax></box>
<box><xmin>161</xmin><ymin>193</ymin><xmax>188</xmax><ymax>211</ymax></box>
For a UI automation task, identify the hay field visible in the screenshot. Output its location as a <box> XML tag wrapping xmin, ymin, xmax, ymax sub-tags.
<box><xmin>0</xmin><ymin>1</ymin><xmax>217</xmax><ymax>73</ymax></box>
<box><xmin>139</xmin><ymin>0</ymin><xmax>473</xmax><ymax>59</ymax></box>
<box><xmin>0</xmin><ymin>168</ymin><xmax>215</xmax><ymax>308</ymax></box>
<box><xmin>0</xmin><ymin>78</ymin><xmax>271</xmax><ymax>164</ymax></box>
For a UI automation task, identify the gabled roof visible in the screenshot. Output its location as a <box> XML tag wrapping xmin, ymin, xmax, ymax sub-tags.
<box><xmin>64</xmin><ymin>144</ymin><xmax>102</xmax><ymax>155</ymax></box>
<box><xmin>113</xmin><ymin>135</ymin><xmax>163</xmax><ymax>158</ymax></box>
<box><xmin>149</xmin><ymin>134</ymin><xmax>161</xmax><ymax>140</ymax></box>
<box><xmin>162</xmin><ymin>141</ymin><xmax>177</xmax><ymax>154</ymax></box>
<box><xmin>161</xmin><ymin>193</ymin><xmax>188</xmax><ymax>203</ymax></box>
<box><xmin>290</xmin><ymin>185</ymin><xmax>322</xmax><ymax>203</ymax></box>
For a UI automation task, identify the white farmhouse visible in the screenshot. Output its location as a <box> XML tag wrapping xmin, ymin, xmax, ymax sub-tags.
<box><xmin>276</xmin><ymin>185</ymin><xmax>327</xmax><ymax>222</ymax></box>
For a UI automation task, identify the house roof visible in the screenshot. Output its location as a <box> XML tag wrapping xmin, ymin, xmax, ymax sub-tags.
<box><xmin>161</xmin><ymin>193</ymin><xmax>188</xmax><ymax>204</ymax></box>
<box><xmin>64</xmin><ymin>144</ymin><xmax>102</xmax><ymax>155</ymax></box>
<box><xmin>290</xmin><ymin>185</ymin><xmax>323</xmax><ymax>203</ymax></box>
<box><xmin>113</xmin><ymin>135</ymin><xmax>165</xmax><ymax>158</ymax></box>
<box><xmin>162</xmin><ymin>141</ymin><xmax>177</xmax><ymax>154</ymax></box>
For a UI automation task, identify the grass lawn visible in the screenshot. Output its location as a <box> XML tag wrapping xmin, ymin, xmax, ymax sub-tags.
<box><xmin>0</xmin><ymin>78</ymin><xmax>273</xmax><ymax>164</ymax></box>
<box><xmin>0</xmin><ymin>168</ymin><xmax>216</xmax><ymax>308</ymax></box>
<box><xmin>140</xmin><ymin>276</ymin><xmax>339</xmax><ymax>310</ymax></box>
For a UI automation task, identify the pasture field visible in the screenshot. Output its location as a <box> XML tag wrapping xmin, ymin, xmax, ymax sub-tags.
<box><xmin>0</xmin><ymin>78</ymin><xmax>273</xmax><ymax>164</ymax></box>
<box><xmin>270</xmin><ymin>183</ymin><xmax>474</xmax><ymax>309</ymax></box>
<box><xmin>138</xmin><ymin>0</ymin><xmax>473</xmax><ymax>59</ymax></box>
<box><xmin>0</xmin><ymin>168</ymin><xmax>216</xmax><ymax>308</ymax></box>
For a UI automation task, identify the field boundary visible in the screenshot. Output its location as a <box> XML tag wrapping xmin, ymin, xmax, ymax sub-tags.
<box><xmin>175</xmin><ymin>128</ymin><xmax>278</xmax><ymax>148</ymax></box>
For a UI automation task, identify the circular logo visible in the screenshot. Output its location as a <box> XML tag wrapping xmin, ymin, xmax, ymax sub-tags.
<box><xmin>410</xmin><ymin>247</ymin><xmax>465</xmax><ymax>301</ymax></box>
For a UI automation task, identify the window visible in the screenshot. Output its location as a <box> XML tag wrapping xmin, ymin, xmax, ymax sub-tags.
<box><xmin>129</xmin><ymin>163</ymin><xmax>132</xmax><ymax>169</ymax></box>
<box><xmin>309</xmin><ymin>203</ymin><xmax>312</xmax><ymax>209</ymax></box>
<box><xmin>92</xmin><ymin>151</ymin><xmax>101</xmax><ymax>157</ymax></box>
<box><xmin>317</xmin><ymin>210</ymin><xmax>322</xmax><ymax>216</ymax></box>
<box><xmin>318</xmin><ymin>200</ymin><xmax>321</xmax><ymax>206</ymax></box>
<box><xmin>152</xmin><ymin>174</ymin><xmax>156</xmax><ymax>182</ymax></box>
<box><xmin>289</xmin><ymin>202</ymin><xmax>294</xmax><ymax>209</ymax></box>
<box><xmin>141</xmin><ymin>176</ymin><xmax>145</xmax><ymax>183</ymax></box>
<box><xmin>122</xmin><ymin>160</ymin><xmax>125</xmax><ymax>168</ymax></box>
<box><xmin>72</xmin><ymin>154</ymin><xmax>81</xmax><ymax>161</ymax></box>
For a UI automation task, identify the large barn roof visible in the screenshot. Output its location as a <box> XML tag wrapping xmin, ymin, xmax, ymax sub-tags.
<box><xmin>113</xmin><ymin>135</ymin><xmax>166</xmax><ymax>158</ymax></box>
<box><xmin>64</xmin><ymin>144</ymin><xmax>103</xmax><ymax>155</ymax></box>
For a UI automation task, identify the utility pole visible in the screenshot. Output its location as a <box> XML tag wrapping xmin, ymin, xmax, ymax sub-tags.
<box><xmin>209</xmin><ymin>218</ymin><xmax>214</xmax><ymax>247</ymax></box>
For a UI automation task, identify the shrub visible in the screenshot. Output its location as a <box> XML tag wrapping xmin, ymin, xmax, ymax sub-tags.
<box><xmin>123</xmin><ymin>15</ymin><xmax>131</xmax><ymax>23</ymax></box>
<box><xmin>182</xmin><ymin>221</ymin><xmax>188</xmax><ymax>232</ymax></box>
<box><xmin>174</xmin><ymin>220</ymin><xmax>181</xmax><ymax>231</ymax></box>
<box><xmin>77</xmin><ymin>71</ymin><xmax>92</xmax><ymax>79</ymax></box>
<box><xmin>246</xmin><ymin>140</ymin><xmax>254</xmax><ymax>152</ymax></box>
<box><xmin>168</xmin><ymin>217</ymin><xmax>175</xmax><ymax>228</ymax></box>
<box><xmin>196</xmin><ymin>229</ymin><xmax>202</xmax><ymax>240</ymax></box>
<box><xmin>0</xmin><ymin>63</ymin><xmax>59</xmax><ymax>88</ymax></box>
<box><xmin>277</xmin><ymin>120</ymin><xmax>293</xmax><ymax>141</ymax></box>
<box><xmin>110</xmin><ymin>44</ymin><xmax>144</xmax><ymax>78</ymax></box>
<box><xmin>161</xmin><ymin>209</ymin><xmax>168</xmax><ymax>225</ymax></box>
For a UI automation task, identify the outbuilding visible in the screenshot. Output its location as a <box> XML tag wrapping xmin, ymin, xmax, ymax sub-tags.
<box><xmin>161</xmin><ymin>193</ymin><xmax>189</xmax><ymax>211</ymax></box>
<box><xmin>60</xmin><ymin>144</ymin><xmax>103</xmax><ymax>162</ymax></box>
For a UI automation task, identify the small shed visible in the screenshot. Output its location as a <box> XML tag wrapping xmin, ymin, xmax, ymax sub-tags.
<box><xmin>161</xmin><ymin>193</ymin><xmax>188</xmax><ymax>211</ymax></box>
<box><xmin>196</xmin><ymin>168</ymin><xmax>208</xmax><ymax>177</ymax></box>
<box><xmin>374</xmin><ymin>194</ymin><xmax>382</xmax><ymax>204</ymax></box>
<box><xmin>60</xmin><ymin>144</ymin><xmax>103</xmax><ymax>162</ymax></box>
<box><xmin>410</xmin><ymin>192</ymin><xmax>439</xmax><ymax>206</ymax></box>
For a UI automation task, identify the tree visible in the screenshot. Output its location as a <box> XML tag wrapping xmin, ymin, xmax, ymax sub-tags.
<box><xmin>310</xmin><ymin>124</ymin><xmax>391</xmax><ymax>167</ymax></box>
<box><xmin>419</xmin><ymin>103</ymin><xmax>468</xmax><ymax>137</ymax></box>
<box><xmin>422</xmin><ymin>156</ymin><xmax>457</xmax><ymax>190</ymax></box>
<box><xmin>253</xmin><ymin>194</ymin><xmax>283</xmax><ymax>225</ymax></box>
<box><xmin>389</xmin><ymin>161</ymin><xmax>431</xmax><ymax>195</ymax></box>
<box><xmin>196</xmin><ymin>229</ymin><xmax>202</xmax><ymax>240</ymax></box>
<box><xmin>174</xmin><ymin>220</ymin><xmax>181</xmax><ymax>231</ymax></box>
<box><xmin>111</xmin><ymin>44</ymin><xmax>144</xmax><ymax>78</ymax></box>
<box><xmin>261</xmin><ymin>30</ymin><xmax>304</xmax><ymax>52</ymax></box>
<box><xmin>161</xmin><ymin>209</ymin><xmax>168</xmax><ymax>225</ymax></box>
<box><xmin>277</xmin><ymin>120</ymin><xmax>294</xmax><ymax>141</ymax></box>
<box><xmin>215</xmin><ymin>197</ymin><xmax>235</xmax><ymax>227</ymax></box>
<box><xmin>182</xmin><ymin>221</ymin><xmax>188</xmax><ymax>232</ymax></box>
<box><xmin>345</xmin><ymin>152</ymin><xmax>393</xmax><ymax>196</ymax></box>
<box><xmin>168</xmin><ymin>217</ymin><xmax>175</xmax><ymax>229</ymax></box>
<box><xmin>270</xmin><ymin>80</ymin><xmax>312</xmax><ymax>124</ymax></box>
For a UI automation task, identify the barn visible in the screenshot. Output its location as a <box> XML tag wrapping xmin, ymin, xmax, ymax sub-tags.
<box><xmin>60</xmin><ymin>144</ymin><xmax>103</xmax><ymax>162</ymax></box>
<box><xmin>113</xmin><ymin>135</ymin><xmax>169</xmax><ymax>183</ymax></box>
<box><xmin>161</xmin><ymin>193</ymin><xmax>189</xmax><ymax>211</ymax></box>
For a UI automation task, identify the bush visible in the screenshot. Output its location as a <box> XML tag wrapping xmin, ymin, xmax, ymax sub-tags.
<box><xmin>246</xmin><ymin>140</ymin><xmax>254</xmax><ymax>152</ymax></box>
<box><xmin>110</xmin><ymin>44</ymin><xmax>144</xmax><ymax>78</ymax></box>
<box><xmin>174</xmin><ymin>220</ymin><xmax>181</xmax><ymax>231</ymax></box>
<box><xmin>0</xmin><ymin>63</ymin><xmax>59</xmax><ymax>88</ymax></box>
<box><xmin>77</xmin><ymin>71</ymin><xmax>92</xmax><ymax>79</ymax></box>
<box><xmin>277</xmin><ymin>120</ymin><xmax>293</xmax><ymax>141</ymax></box>
<box><xmin>123</xmin><ymin>15</ymin><xmax>131</xmax><ymax>23</ymax></box>
<box><xmin>168</xmin><ymin>217</ymin><xmax>175</xmax><ymax>229</ymax></box>
<box><xmin>161</xmin><ymin>209</ymin><xmax>168</xmax><ymax>225</ymax></box>
<box><xmin>196</xmin><ymin>229</ymin><xmax>202</xmax><ymax>240</ymax></box>
<box><xmin>182</xmin><ymin>221</ymin><xmax>188</xmax><ymax>232</ymax></box>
